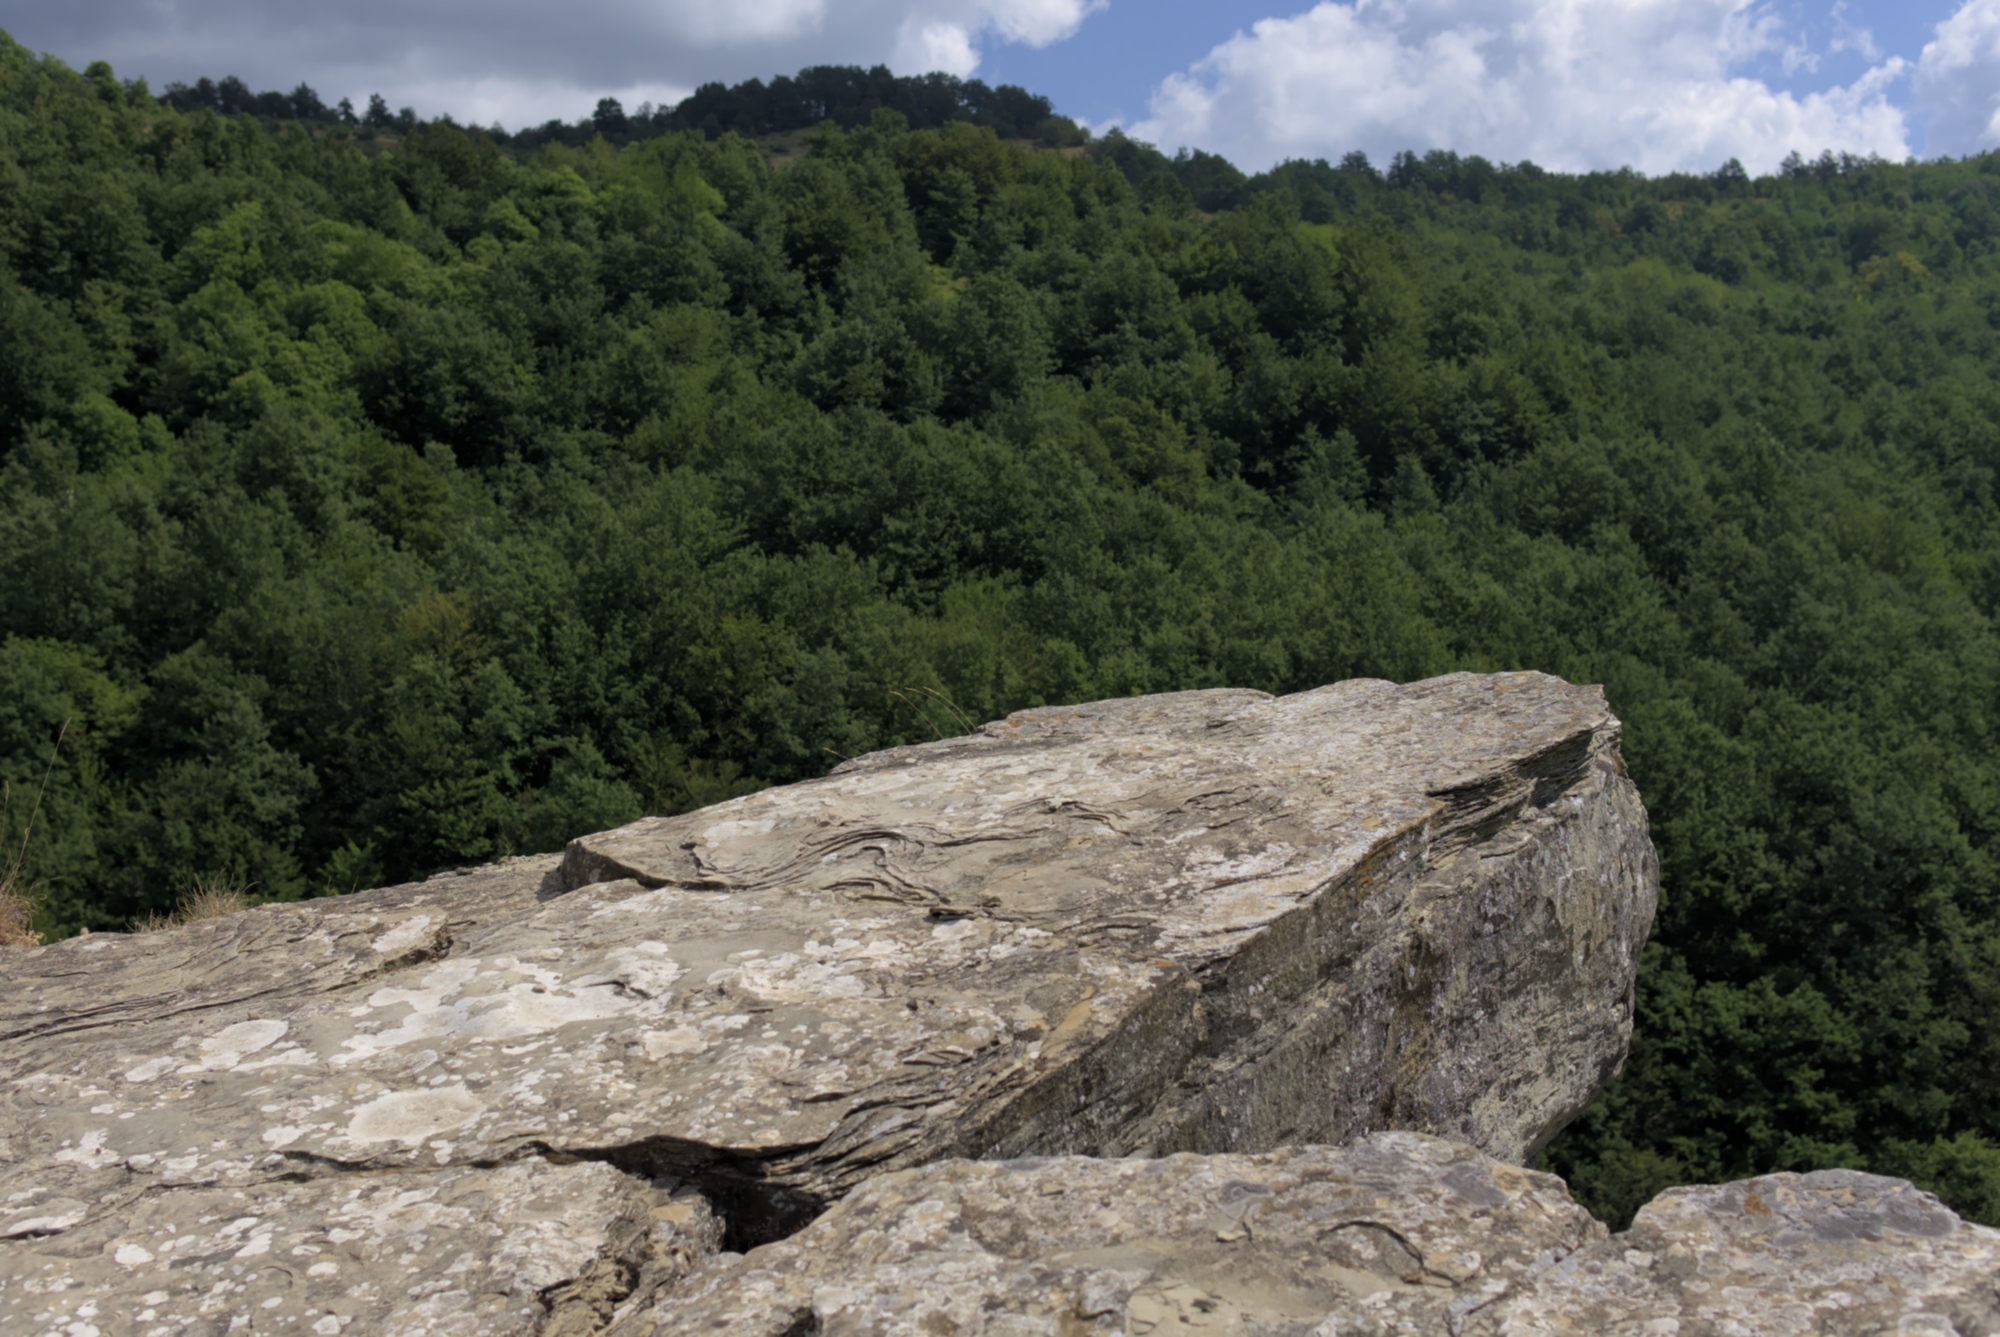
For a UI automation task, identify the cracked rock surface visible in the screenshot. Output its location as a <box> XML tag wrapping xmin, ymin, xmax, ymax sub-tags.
<box><xmin>0</xmin><ymin>672</ymin><xmax>1657</xmax><ymax>1333</ymax></box>
<box><xmin>629</xmin><ymin>1133</ymin><xmax>2000</xmax><ymax>1337</ymax></box>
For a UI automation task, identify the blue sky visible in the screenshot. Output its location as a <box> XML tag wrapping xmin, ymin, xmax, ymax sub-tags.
<box><xmin>8</xmin><ymin>1</ymin><xmax>2000</xmax><ymax>174</ymax></box>
<box><xmin>979</xmin><ymin>0</ymin><xmax>1957</xmax><ymax>129</ymax></box>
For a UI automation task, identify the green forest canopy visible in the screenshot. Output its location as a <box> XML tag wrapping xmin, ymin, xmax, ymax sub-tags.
<box><xmin>6</xmin><ymin>29</ymin><xmax>2000</xmax><ymax>1230</ymax></box>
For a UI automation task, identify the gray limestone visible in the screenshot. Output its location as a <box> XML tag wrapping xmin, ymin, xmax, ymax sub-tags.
<box><xmin>0</xmin><ymin>672</ymin><xmax>1659</xmax><ymax>1333</ymax></box>
<box><xmin>1466</xmin><ymin>1168</ymin><xmax>2000</xmax><ymax>1335</ymax></box>
<box><xmin>626</xmin><ymin>1131</ymin><xmax>1608</xmax><ymax>1336</ymax></box>
<box><xmin>5</xmin><ymin>1158</ymin><xmax>718</xmax><ymax>1337</ymax></box>
<box><xmin>626</xmin><ymin>1134</ymin><xmax>2000</xmax><ymax>1337</ymax></box>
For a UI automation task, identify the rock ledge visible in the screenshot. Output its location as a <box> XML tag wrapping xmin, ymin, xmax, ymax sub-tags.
<box><xmin>1</xmin><ymin>673</ymin><xmax>1662</xmax><ymax>1334</ymax></box>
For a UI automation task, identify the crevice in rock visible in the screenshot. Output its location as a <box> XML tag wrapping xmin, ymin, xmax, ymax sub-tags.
<box><xmin>773</xmin><ymin>1309</ymin><xmax>820</xmax><ymax>1337</ymax></box>
<box><xmin>560</xmin><ymin>1136</ymin><xmax>830</xmax><ymax>1252</ymax></box>
<box><xmin>273</xmin><ymin>1133</ymin><xmax>827</xmax><ymax>1255</ymax></box>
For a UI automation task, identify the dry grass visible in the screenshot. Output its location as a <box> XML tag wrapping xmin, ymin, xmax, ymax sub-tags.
<box><xmin>0</xmin><ymin>867</ymin><xmax>40</xmax><ymax>948</ymax></box>
<box><xmin>136</xmin><ymin>879</ymin><xmax>255</xmax><ymax>933</ymax></box>
<box><xmin>0</xmin><ymin>723</ymin><xmax>66</xmax><ymax>949</ymax></box>
<box><xmin>888</xmin><ymin>686</ymin><xmax>976</xmax><ymax>741</ymax></box>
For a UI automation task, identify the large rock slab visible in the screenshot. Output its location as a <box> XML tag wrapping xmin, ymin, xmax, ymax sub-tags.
<box><xmin>626</xmin><ymin>1135</ymin><xmax>2000</xmax><ymax>1337</ymax></box>
<box><xmin>0</xmin><ymin>673</ymin><xmax>1655</xmax><ymax>1329</ymax></box>
<box><xmin>625</xmin><ymin>1131</ymin><xmax>1608</xmax><ymax>1336</ymax></box>
<box><xmin>557</xmin><ymin>672</ymin><xmax>1656</xmax><ymax>1200</ymax></box>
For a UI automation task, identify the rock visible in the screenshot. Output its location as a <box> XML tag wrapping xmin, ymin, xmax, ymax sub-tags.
<box><xmin>1</xmin><ymin>1157</ymin><xmax>719</xmax><ymax>1337</ymax></box>
<box><xmin>560</xmin><ymin>671</ymin><xmax>1655</xmax><ymax>1204</ymax></box>
<box><xmin>0</xmin><ymin>672</ymin><xmax>1657</xmax><ymax>1331</ymax></box>
<box><xmin>1466</xmin><ymin>1169</ymin><xmax>2000</xmax><ymax>1335</ymax></box>
<box><xmin>625</xmin><ymin>1135</ymin><xmax>2000</xmax><ymax>1337</ymax></box>
<box><xmin>624</xmin><ymin>1131</ymin><xmax>1609</xmax><ymax>1336</ymax></box>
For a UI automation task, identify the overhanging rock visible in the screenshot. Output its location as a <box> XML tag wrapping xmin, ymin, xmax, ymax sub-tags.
<box><xmin>0</xmin><ymin>672</ymin><xmax>1657</xmax><ymax>1332</ymax></box>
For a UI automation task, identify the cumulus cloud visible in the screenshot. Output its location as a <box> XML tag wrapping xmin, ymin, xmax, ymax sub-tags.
<box><xmin>1915</xmin><ymin>0</ymin><xmax>2000</xmax><ymax>155</ymax></box>
<box><xmin>1129</xmin><ymin>0</ymin><xmax>1913</xmax><ymax>176</ymax></box>
<box><xmin>6</xmin><ymin>0</ymin><xmax>1101</xmax><ymax>129</ymax></box>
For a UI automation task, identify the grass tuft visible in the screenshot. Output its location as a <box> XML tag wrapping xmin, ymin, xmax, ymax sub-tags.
<box><xmin>137</xmin><ymin>878</ymin><xmax>255</xmax><ymax>933</ymax></box>
<box><xmin>887</xmin><ymin>685</ymin><xmax>976</xmax><ymax>741</ymax></box>
<box><xmin>0</xmin><ymin>866</ymin><xmax>40</xmax><ymax>948</ymax></box>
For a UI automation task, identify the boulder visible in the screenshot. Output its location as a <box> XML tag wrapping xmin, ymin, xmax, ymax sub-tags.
<box><xmin>1466</xmin><ymin>1168</ymin><xmax>2000</xmax><ymax>1335</ymax></box>
<box><xmin>625</xmin><ymin>1131</ymin><xmax>1608</xmax><ymax>1336</ymax></box>
<box><xmin>0</xmin><ymin>672</ymin><xmax>1657</xmax><ymax>1331</ymax></box>
<box><xmin>627</xmin><ymin>1133</ymin><xmax>2000</xmax><ymax>1337</ymax></box>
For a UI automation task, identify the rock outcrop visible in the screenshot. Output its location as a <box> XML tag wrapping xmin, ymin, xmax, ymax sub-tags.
<box><xmin>1467</xmin><ymin>1168</ymin><xmax>2000</xmax><ymax>1335</ymax></box>
<box><xmin>629</xmin><ymin>1131</ymin><xmax>1607</xmax><ymax>1336</ymax></box>
<box><xmin>626</xmin><ymin>1133</ymin><xmax>2000</xmax><ymax>1336</ymax></box>
<box><xmin>0</xmin><ymin>672</ymin><xmax>1660</xmax><ymax>1333</ymax></box>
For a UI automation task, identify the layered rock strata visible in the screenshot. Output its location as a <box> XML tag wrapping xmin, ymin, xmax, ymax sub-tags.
<box><xmin>0</xmin><ymin>672</ymin><xmax>1657</xmax><ymax>1333</ymax></box>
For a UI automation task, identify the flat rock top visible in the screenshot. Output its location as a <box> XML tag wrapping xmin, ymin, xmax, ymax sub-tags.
<box><xmin>565</xmin><ymin>673</ymin><xmax>1615</xmax><ymax>962</ymax></box>
<box><xmin>0</xmin><ymin>673</ymin><xmax>1637</xmax><ymax>1263</ymax></box>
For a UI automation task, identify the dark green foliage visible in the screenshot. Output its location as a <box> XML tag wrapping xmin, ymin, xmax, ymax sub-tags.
<box><xmin>144</xmin><ymin>61</ymin><xmax>1090</xmax><ymax>153</ymax></box>
<box><xmin>651</xmin><ymin>66</ymin><xmax>1084</xmax><ymax>147</ymax></box>
<box><xmin>6</xmin><ymin>26</ymin><xmax>2000</xmax><ymax>1231</ymax></box>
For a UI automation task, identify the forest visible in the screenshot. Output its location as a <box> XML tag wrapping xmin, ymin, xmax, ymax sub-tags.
<box><xmin>4</xmin><ymin>29</ymin><xmax>2000</xmax><ymax>1230</ymax></box>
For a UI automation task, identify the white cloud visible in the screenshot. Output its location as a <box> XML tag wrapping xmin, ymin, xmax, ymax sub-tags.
<box><xmin>1129</xmin><ymin>0</ymin><xmax>1913</xmax><ymax>176</ymax></box>
<box><xmin>1915</xmin><ymin>0</ymin><xmax>2000</xmax><ymax>155</ymax></box>
<box><xmin>896</xmin><ymin>19</ymin><xmax>986</xmax><ymax>77</ymax></box>
<box><xmin>891</xmin><ymin>0</ymin><xmax>1104</xmax><ymax>75</ymax></box>
<box><xmin>8</xmin><ymin>0</ymin><xmax>1101</xmax><ymax>128</ymax></box>
<box><xmin>1829</xmin><ymin>2</ymin><xmax>1882</xmax><ymax>63</ymax></box>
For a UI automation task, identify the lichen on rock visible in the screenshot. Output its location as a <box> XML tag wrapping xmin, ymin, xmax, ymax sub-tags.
<box><xmin>0</xmin><ymin>672</ymin><xmax>1662</xmax><ymax>1333</ymax></box>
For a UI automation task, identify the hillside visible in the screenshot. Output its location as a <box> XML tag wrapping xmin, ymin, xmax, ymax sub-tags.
<box><xmin>3</xmin><ymin>29</ymin><xmax>2000</xmax><ymax>1227</ymax></box>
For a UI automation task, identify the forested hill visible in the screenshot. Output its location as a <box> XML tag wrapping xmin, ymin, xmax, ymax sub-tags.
<box><xmin>5</xmin><ymin>26</ymin><xmax>2000</xmax><ymax>1228</ymax></box>
<box><xmin>145</xmin><ymin>62</ymin><xmax>1088</xmax><ymax>152</ymax></box>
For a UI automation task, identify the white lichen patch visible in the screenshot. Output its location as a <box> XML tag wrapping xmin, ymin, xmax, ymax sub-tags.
<box><xmin>0</xmin><ymin>1198</ymin><xmax>87</xmax><ymax>1238</ymax></box>
<box><xmin>190</xmin><ymin>1018</ymin><xmax>289</xmax><ymax>1071</ymax></box>
<box><xmin>343</xmin><ymin>1085</ymin><xmax>485</xmax><ymax>1145</ymax></box>
<box><xmin>369</xmin><ymin>912</ymin><xmax>445</xmax><ymax>960</ymax></box>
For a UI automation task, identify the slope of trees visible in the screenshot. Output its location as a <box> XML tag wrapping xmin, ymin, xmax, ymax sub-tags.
<box><xmin>143</xmin><ymin>63</ymin><xmax>1087</xmax><ymax>151</ymax></box>
<box><xmin>5</xmin><ymin>29</ymin><xmax>2000</xmax><ymax>1228</ymax></box>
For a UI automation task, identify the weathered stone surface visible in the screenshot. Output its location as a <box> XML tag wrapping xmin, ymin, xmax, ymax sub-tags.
<box><xmin>558</xmin><ymin>672</ymin><xmax>1656</xmax><ymax>1202</ymax></box>
<box><xmin>0</xmin><ymin>673</ymin><xmax>1656</xmax><ymax>1331</ymax></box>
<box><xmin>626</xmin><ymin>1131</ymin><xmax>1607</xmax><ymax>1336</ymax></box>
<box><xmin>626</xmin><ymin>1136</ymin><xmax>2000</xmax><ymax>1337</ymax></box>
<box><xmin>1467</xmin><ymin>1169</ymin><xmax>2000</xmax><ymax>1335</ymax></box>
<box><xmin>1</xmin><ymin>1156</ymin><xmax>718</xmax><ymax>1337</ymax></box>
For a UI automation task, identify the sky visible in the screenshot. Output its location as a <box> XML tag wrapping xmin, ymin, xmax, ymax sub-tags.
<box><xmin>8</xmin><ymin>0</ymin><xmax>2000</xmax><ymax>175</ymax></box>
